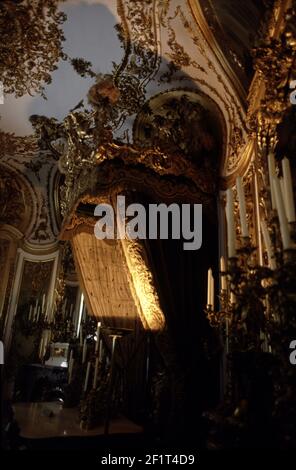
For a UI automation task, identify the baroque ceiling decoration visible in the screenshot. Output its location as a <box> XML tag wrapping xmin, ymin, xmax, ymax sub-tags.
<box><xmin>0</xmin><ymin>0</ymin><xmax>67</xmax><ymax>98</ymax></box>
<box><xmin>0</xmin><ymin>132</ymin><xmax>38</xmax><ymax>159</ymax></box>
<box><xmin>0</xmin><ymin>135</ymin><xmax>59</xmax><ymax>244</ymax></box>
<box><xmin>0</xmin><ymin>0</ymin><xmax>95</xmax><ymax>99</ymax></box>
<box><xmin>114</xmin><ymin>0</ymin><xmax>248</xmax><ymax>173</ymax></box>
<box><xmin>0</xmin><ymin>0</ymin><xmax>267</xmax><ymax>250</ymax></box>
<box><xmin>29</xmin><ymin>0</ymin><xmax>251</xmax><ymax>223</ymax></box>
<box><xmin>0</xmin><ymin>165</ymin><xmax>34</xmax><ymax>234</ymax></box>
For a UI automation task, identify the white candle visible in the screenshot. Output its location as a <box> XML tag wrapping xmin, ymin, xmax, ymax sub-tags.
<box><xmin>230</xmin><ymin>291</ymin><xmax>236</xmax><ymax>305</ymax></box>
<box><xmin>34</xmin><ymin>299</ymin><xmax>38</xmax><ymax>321</ymax></box>
<box><xmin>220</xmin><ymin>256</ymin><xmax>227</xmax><ymax>291</ymax></box>
<box><xmin>68</xmin><ymin>354</ymin><xmax>74</xmax><ymax>384</ymax></box>
<box><xmin>268</xmin><ymin>152</ymin><xmax>276</xmax><ymax>209</ymax></box>
<box><xmin>210</xmin><ymin>272</ymin><xmax>214</xmax><ymax>309</ymax></box>
<box><xmin>99</xmin><ymin>340</ymin><xmax>103</xmax><ymax>362</ymax></box>
<box><xmin>236</xmin><ymin>177</ymin><xmax>248</xmax><ymax>237</ymax></box>
<box><xmin>207</xmin><ymin>268</ymin><xmax>212</xmax><ymax>306</ymax></box>
<box><xmin>39</xmin><ymin>338</ymin><xmax>44</xmax><ymax>359</ymax></box>
<box><xmin>282</xmin><ymin>157</ymin><xmax>296</xmax><ymax>222</ymax></box>
<box><xmin>93</xmin><ymin>357</ymin><xmax>99</xmax><ymax>389</ymax></box>
<box><xmin>279</xmin><ymin>177</ymin><xmax>287</xmax><ymax>213</ymax></box>
<box><xmin>95</xmin><ymin>322</ymin><xmax>101</xmax><ymax>353</ymax></box>
<box><xmin>273</xmin><ymin>177</ymin><xmax>291</xmax><ymax>249</ymax></box>
<box><xmin>84</xmin><ymin>361</ymin><xmax>91</xmax><ymax>392</ymax></box>
<box><xmin>82</xmin><ymin>304</ymin><xmax>86</xmax><ymax>322</ymax></box>
<box><xmin>79</xmin><ymin>327</ymin><xmax>83</xmax><ymax>346</ymax></box>
<box><xmin>46</xmin><ymin>330</ymin><xmax>51</xmax><ymax>352</ymax></box>
<box><xmin>261</xmin><ymin>220</ymin><xmax>276</xmax><ymax>269</ymax></box>
<box><xmin>42</xmin><ymin>294</ymin><xmax>45</xmax><ymax>314</ymax></box>
<box><xmin>45</xmin><ymin>301</ymin><xmax>50</xmax><ymax>322</ymax></box>
<box><xmin>226</xmin><ymin>188</ymin><xmax>236</xmax><ymax>258</ymax></box>
<box><xmin>36</xmin><ymin>305</ymin><xmax>40</xmax><ymax>322</ymax></box>
<box><xmin>82</xmin><ymin>339</ymin><xmax>87</xmax><ymax>364</ymax></box>
<box><xmin>68</xmin><ymin>349</ymin><xmax>73</xmax><ymax>370</ymax></box>
<box><xmin>43</xmin><ymin>332</ymin><xmax>47</xmax><ymax>357</ymax></box>
<box><xmin>28</xmin><ymin>305</ymin><xmax>33</xmax><ymax>321</ymax></box>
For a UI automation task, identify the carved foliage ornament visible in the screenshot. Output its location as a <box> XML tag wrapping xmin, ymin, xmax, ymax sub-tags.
<box><xmin>0</xmin><ymin>166</ymin><xmax>30</xmax><ymax>231</ymax></box>
<box><xmin>0</xmin><ymin>0</ymin><xmax>67</xmax><ymax>98</ymax></box>
<box><xmin>249</xmin><ymin>4</ymin><xmax>296</xmax><ymax>143</ymax></box>
<box><xmin>0</xmin><ymin>132</ymin><xmax>38</xmax><ymax>159</ymax></box>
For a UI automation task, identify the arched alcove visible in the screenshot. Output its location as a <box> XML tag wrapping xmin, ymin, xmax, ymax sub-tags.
<box><xmin>56</xmin><ymin>86</ymin><xmax>226</xmax><ymax>438</ymax></box>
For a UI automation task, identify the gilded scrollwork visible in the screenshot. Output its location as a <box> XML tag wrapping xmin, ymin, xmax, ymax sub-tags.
<box><xmin>0</xmin><ymin>132</ymin><xmax>38</xmax><ymax>160</ymax></box>
<box><xmin>244</xmin><ymin>1</ymin><xmax>296</xmax><ymax>255</ymax></box>
<box><xmin>32</xmin><ymin>196</ymin><xmax>50</xmax><ymax>242</ymax></box>
<box><xmin>0</xmin><ymin>0</ymin><xmax>66</xmax><ymax>98</ymax></box>
<box><xmin>23</xmin><ymin>260</ymin><xmax>53</xmax><ymax>298</ymax></box>
<box><xmin>248</xmin><ymin>2</ymin><xmax>296</xmax><ymax>145</ymax></box>
<box><xmin>163</xmin><ymin>3</ymin><xmax>248</xmax><ymax>175</ymax></box>
<box><xmin>0</xmin><ymin>165</ymin><xmax>33</xmax><ymax>233</ymax></box>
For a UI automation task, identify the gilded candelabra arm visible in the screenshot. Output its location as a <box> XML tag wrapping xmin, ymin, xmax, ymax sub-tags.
<box><xmin>204</xmin><ymin>271</ymin><xmax>229</xmax><ymax>327</ymax></box>
<box><xmin>205</xmin><ymin>289</ymin><xmax>232</xmax><ymax>357</ymax></box>
<box><xmin>227</xmin><ymin>242</ymin><xmax>271</xmax><ymax>353</ymax></box>
<box><xmin>205</xmin><ymin>304</ymin><xmax>222</xmax><ymax>328</ymax></box>
<box><xmin>267</xmin><ymin>247</ymin><xmax>296</xmax><ymax>327</ymax></box>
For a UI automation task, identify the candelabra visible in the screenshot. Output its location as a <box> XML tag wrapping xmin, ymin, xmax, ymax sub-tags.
<box><xmin>79</xmin><ymin>370</ymin><xmax>109</xmax><ymax>430</ymax></box>
<box><xmin>205</xmin><ymin>288</ymin><xmax>232</xmax><ymax>354</ymax></box>
<box><xmin>65</xmin><ymin>321</ymin><xmax>101</xmax><ymax>410</ymax></box>
<box><xmin>63</xmin><ymin>318</ymin><xmax>108</xmax><ymax>427</ymax></box>
<box><xmin>77</xmin><ymin>326</ymin><xmax>133</xmax><ymax>431</ymax></box>
<box><xmin>50</xmin><ymin>311</ymin><xmax>75</xmax><ymax>343</ymax></box>
<box><xmin>78</xmin><ymin>342</ymin><xmax>109</xmax><ymax>429</ymax></box>
<box><xmin>205</xmin><ymin>179</ymin><xmax>296</xmax><ymax>447</ymax></box>
<box><xmin>228</xmin><ymin>239</ymin><xmax>270</xmax><ymax>353</ymax></box>
<box><xmin>205</xmin><ymin>226</ymin><xmax>296</xmax><ymax>357</ymax></box>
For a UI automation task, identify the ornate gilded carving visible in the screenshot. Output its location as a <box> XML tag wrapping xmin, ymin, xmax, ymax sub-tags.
<box><xmin>0</xmin><ymin>165</ymin><xmax>33</xmax><ymax>233</ymax></box>
<box><xmin>0</xmin><ymin>132</ymin><xmax>38</xmax><ymax>159</ymax></box>
<box><xmin>57</xmin><ymin>140</ymin><xmax>216</xmax><ymax>225</ymax></box>
<box><xmin>248</xmin><ymin>3</ymin><xmax>296</xmax><ymax>145</ymax></box>
<box><xmin>32</xmin><ymin>196</ymin><xmax>50</xmax><ymax>241</ymax></box>
<box><xmin>133</xmin><ymin>92</ymin><xmax>219</xmax><ymax>170</ymax></box>
<box><xmin>52</xmin><ymin>242</ymin><xmax>74</xmax><ymax>316</ymax></box>
<box><xmin>0</xmin><ymin>0</ymin><xmax>66</xmax><ymax>98</ymax></box>
<box><xmin>60</xmin><ymin>164</ymin><xmax>214</xmax><ymax>241</ymax></box>
<box><xmin>23</xmin><ymin>260</ymin><xmax>53</xmax><ymax>298</ymax></box>
<box><xmin>227</xmin><ymin>127</ymin><xmax>245</xmax><ymax>173</ymax></box>
<box><xmin>167</xmin><ymin>3</ymin><xmax>247</xmax><ymax>175</ymax></box>
<box><xmin>116</xmin><ymin>0</ymin><xmax>162</xmax><ymax>86</ymax></box>
<box><xmin>244</xmin><ymin>2</ymin><xmax>296</xmax><ymax>262</ymax></box>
